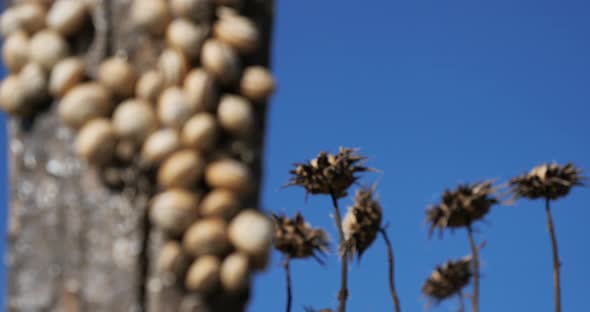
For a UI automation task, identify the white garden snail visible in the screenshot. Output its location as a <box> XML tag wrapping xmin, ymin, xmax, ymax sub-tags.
<box><xmin>183</xmin><ymin>218</ymin><xmax>230</xmax><ymax>257</ymax></box>
<box><xmin>112</xmin><ymin>99</ymin><xmax>158</xmax><ymax>142</ymax></box>
<box><xmin>158</xmin><ymin>149</ymin><xmax>205</xmax><ymax>188</ymax></box>
<box><xmin>58</xmin><ymin>82</ymin><xmax>112</xmax><ymax>129</ymax></box>
<box><xmin>141</xmin><ymin>128</ymin><xmax>182</xmax><ymax>167</ymax></box>
<box><xmin>2</xmin><ymin>30</ymin><xmax>30</xmax><ymax>73</ymax></box>
<box><xmin>217</xmin><ymin>94</ymin><xmax>255</xmax><ymax>137</ymax></box>
<box><xmin>150</xmin><ymin>188</ymin><xmax>199</xmax><ymax>235</ymax></box>
<box><xmin>29</xmin><ymin>29</ymin><xmax>69</xmax><ymax>71</ymax></box>
<box><xmin>49</xmin><ymin>57</ymin><xmax>86</xmax><ymax>98</ymax></box>
<box><xmin>183</xmin><ymin>68</ymin><xmax>217</xmax><ymax>113</ymax></box>
<box><xmin>98</xmin><ymin>57</ymin><xmax>138</xmax><ymax>98</ymax></box>
<box><xmin>130</xmin><ymin>0</ymin><xmax>169</xmax><ymax>35</ymax></box>
<box><xmin>220</xmin><ymin>252</ymin><xmax>250</xmax><ymax>292</ymax></box>
<box><xmin>181</xmin><ymin>113</ymin><xmax>219</xmax><ymax>151</ymax></box>
<box><xmin>205</xmin><ymin>158</ymin><xmax>253</xmax><ymax>194</ymax></box>
<box><xmin>47</xmin><ymin>0</ymin><xmax>89</xmax><ymax>36</ymax></box>
<box><xmin>185</xmin><ymin>255</ymin><xmax>221</xmax><ymax>293</ymax></box>
<box><xmin>200</xmin><ymin>39</ymin><xmax>240</xmax><ymax>84</ymax></box>
<box><xmin>166</xmin><ymin>18</ymin><xmax>208</xmax><ymax>60</ymax></box>
<box><xmin>75</xmin><ymin>118</ymin><xmax>116</xmax><ymax>165</ymax></box>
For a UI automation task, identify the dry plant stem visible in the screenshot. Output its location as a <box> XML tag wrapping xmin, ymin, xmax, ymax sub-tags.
<box><xmin>284</xmin><ymin>258</ymin><xmax>292</xmax><ymax>312</ymax></box>
<box><xmin>330</xmin><ymin>191</ymin><xmax>348</xmax><ymax>312</ymax></box>
<box><xmin>379</xmin><ymin>228</ymin><xmax>401</xmax><ymax>312</ymax></box>
<box><xmin>545</xmin><ymin>198</ymin><xmax>561</xmax><ymax>312</ymax></box>
<box><xmin>457</xmin><ymin>291</ymin><xmax>465</xmax><ymax>312</ymax></box>
<box><xmin>467</xmin><ymin>225</ymin><xmax>479</xmax><ymax>312</ymax></box>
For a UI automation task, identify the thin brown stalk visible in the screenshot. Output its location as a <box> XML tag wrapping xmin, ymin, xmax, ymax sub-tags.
<box><xmin>330</xmin><ymin>191</ymin><xmax>348</xmax><ymax>312</ymax></box>
<box><xmin>457</xmin><ymin>291</ymin><xmax>465</xmax><ymax>312</ymax></box>
<box><xmin>545</xmin><ymin>198</ymin><xmax>561</xmax><ymax>312</ymax></box>
<box><xmin>466</xmin><ymin>225</ymin><xmax>479</xmax><ymax>312</ymax></box>
<box><xmin>379</xmin><ymin>228</ymin><xmax>401</xmax><ymax>312</ymax></box>
<box><xmin>284</xmin><ymin>258</ymin><xmax>292</xmax><ymax>312</ymax></box>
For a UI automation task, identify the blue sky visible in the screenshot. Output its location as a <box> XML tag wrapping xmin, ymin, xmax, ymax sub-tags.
<box><xmin>3</xmin><ymin>0</ymin><xmax>590</xmax><ymax>311</ymax></box>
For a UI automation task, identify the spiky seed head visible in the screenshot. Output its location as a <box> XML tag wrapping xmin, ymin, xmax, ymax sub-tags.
<box><xmin>273</xmin><ymin>212</ymin><xmax>329</xmax><ymax>260</ymax></box>
<box><xmin>426</xmin><ymin>180</ymin><xmax>499</xmax><ymax>237</ymax></box>
<box><xmin>341</xmin><ymin>186</ymin><xmax>382</xmax><ymax>260</ymax></box>
<box><xmin>510</xmin><ymin>162</ymin><xmax>584</xmax><ymax>200</ymax></box>
<box><xmin>422</xmin><ymin>256</ymin><xmax>472</xmax><ymax>302</ymax></box>
<box><xmin>287</xmin><ymin>147</ymin><xmax>369</xmax><ymax>198</ymax></box>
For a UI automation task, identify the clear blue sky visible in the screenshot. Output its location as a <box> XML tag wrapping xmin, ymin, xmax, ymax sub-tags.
<box><xmin>2</xmin><ymin>0</ymin><xmax>590</xmax><ymax>311</ymax></box>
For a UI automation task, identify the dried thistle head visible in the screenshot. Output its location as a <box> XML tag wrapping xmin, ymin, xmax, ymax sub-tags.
<box><xmin>287</xmin><ymin>147</ymin><xmax>369</xmax><ymax>198</ymax></box>
<box><xmin>272</xmin><ymin>212</ymin><xmax>329</xmax><ymax>261</ymax></box>
<box><xmin>341</xmin><ymin>186</ymin><xmax>382</xmax><ymax>260</ymax></box>
<box><xmin>422</xmin><ymin>256</ymin><xmax>472</xmax><ymax>302</ymax></box>
<box><xmin>510</xmin><ymin>162</ymin><xmax>584</xmax><ymax>200</ymax></box>
<box><xmin>426</xmin><ymin>180</ymin><xmax>499</xmax><ymax>236</ymax></box>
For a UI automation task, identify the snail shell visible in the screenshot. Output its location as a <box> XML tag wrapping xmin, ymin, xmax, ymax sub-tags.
<box><xmin>49</xmin><ymin>57</ymin><xmax>86</xmax><ymax>98</ymax></box>
<box><xmin>157</xmin><ymin>241</ymin><xmax>188</xmax><ymax>277</ymax></box>
<box><xmin>47</xmin><ymin>0</ymin><xmax>89</xmax><ymax>36</ymax></box>
<box><xmin>58</xmin><ymin>82</ymin><xmax>112</xmax><ymax>128</ymax></box>
<box><xmin>20</xmin><ymin>62</ymin><xmax>48</xmax><ymax>102</ymax></box>
<box><xmin>200</xmin><ymin>39</ymin><xmax>240</xmax><ymax>84</ymax></box>
<box><xmin>213</xmin><ymin>11</ymin><xmax>259</xmax><ymax>53</ymax></box>
<box><xmin>112</xmin><ymin>99</ymin><xmax>158</xmax><ymax>142</ymax></box>
<box><xmin>141</xmin><ymin>128</ymin><xmax>181</xmax><ymax>167</ymax></box>
<box><xmin>136</xmin><ymin>70</ymin><xmax>165</xmax><ymax>103</ymax></box>
<box><xmin>0</xmin><ymin>75</ymin><xmax>28</xmax><ymax>116</ymax></box>
<box><xmin>157</xmin><ymin>87</ymin><xmax>193</xmax><ymax>128</ymax></box>
<box><xmin>2</xmin><ymin>30</ymin><xmax>30</xmax><ymax>73</ymax></box>
<box><xmin>205</xmin><ymin>159</ymin><xmax>253</xmax><ymax>194</ymax></box>
<box><xmin>150</xmin><ymin>188</ymin><xmax>199</xmax><ymax>235</ymax></box>
<box><xmin>240</xmin><ymin>66</ymin><xmax>275</xmax><ymax>102</ymax></box>
<box><xmin>158</xmin><ymin>48</ymin><xmax>188</xmax><ymax>86</ymax></box>
<box><xmin>98</xmin><ymin>57</ymin><xmax>138</xmax><ymax>98</ymax></box>
<box><xmin>220</xmin><ymin>252</ymin><xmax>250</xmax><ymax>292</ymax></box>
<box><xmin>181</xmin><ymin>113</ymin><xmax>218</xmax><ymax>151</ymax></box>
<box><xmin>29</xmin><ymin>29</ymin><xmax>69</xmax><ymax>71</ymax></box>
<box><xmin>158</xmin><ymin>149</ymin><xmax>205</xmax><ymax>188</ymax></box>
<box><xmin>228</xmin><ymin>209</ymin><xmax>273</xmax><ymax>257</ymax></box>
<box><xmin>199</xmin><ymin>189</ymin><xmax>240</xmax><ymax>220</ymax></box>
<box><xmin>217</xmin><ymin>94</ymin><xmax>255</xmax><ymax>137</ymax></box>
<box><xmin>131</xmin><ymin>0</ymin><xmax>169</xmax><ymax>35</ymax></box>
<box><xmin>0</xmin><ymin>3</ymin><xmax>46</xmax><ymax>36</ymax></box>
<box><xmin>166</xmin><ymin>18</ymin><xmax>208</xmax><ymax>59</ymax></box>
<box><xmin>183</xmin><ymin>218</ymin><xmax>230</xmax><ymax>257</ymax></box>
<box><xmin>185</xmin><ymin>255</ymin><xmax>221</xmax><ymax>293</ymax></box>
<box><xmin>75</xmin><ymin>118</ymin><xmax>116</xmax><ymax>165</ymax></box>
<box><xmin>184</xmin><ymin>68</ymin><xmax>217</xmax><ymax>113</ymax></box>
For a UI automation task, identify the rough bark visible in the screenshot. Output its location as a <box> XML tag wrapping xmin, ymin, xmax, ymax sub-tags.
<box><xmin>5</xmin><ymin>0</ymin><xmax>274</xmax><ymax>311</ymax></box>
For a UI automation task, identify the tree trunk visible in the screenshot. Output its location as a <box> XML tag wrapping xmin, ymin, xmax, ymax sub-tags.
<box><xmin>5</xmin><ymin>1</ymin><xmax>274</xmax><ymax>311</ymax></box>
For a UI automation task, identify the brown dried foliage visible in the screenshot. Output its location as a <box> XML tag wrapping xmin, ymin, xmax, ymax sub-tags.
<box><xmin>273</xmin><ymin>212</ymin><xmax>329</xmax><ymax>261</ymax></box>
<box><xmin>510</xmin><ymin>162</ymin><xmax>584</xmax><ymax>200</ymax></box>
<box><xmin>341</xmin><ymin>186</ymin><xmax>382</xmax><ymax>260</ymax></box>
<box><xmin>287</xmin><ymin>147</ymin><xmax>369</xmax><ymax>198</ymax></box>
<box><xmin>426</xmin><ymin>180</ymin><xmax>499</xmax><ymax>237</ymax></box>
<box><xmin>422</xmin><ymin>256</ymin><xmax>472</xmax><ymax>301</ymax></box>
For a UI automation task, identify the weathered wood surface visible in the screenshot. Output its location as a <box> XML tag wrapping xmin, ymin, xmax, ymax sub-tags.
<box><xmin>5</xmin><ymin>0</ymin><xmax>274</xmax><ymax>311</ymax></box>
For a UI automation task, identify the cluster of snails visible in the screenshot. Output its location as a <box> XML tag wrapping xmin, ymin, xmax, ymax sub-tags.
<box><xmin>1</xmin><ymin>0</ymin><xmax>276</xmax><ymax>307</ymax></box>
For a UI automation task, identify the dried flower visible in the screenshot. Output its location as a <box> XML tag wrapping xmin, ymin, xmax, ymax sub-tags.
<box><xmin>422</xmin><ymin>256</ymin><xmax>472</xmax><ymax>302</ymax></box>
<box><xmin>287</xmin><ymin>147</ymin><xmax>369</xmax><ymax>198</ymax></box>
<box><xmin>426</xmin><ymin>180</ymin><xmax>499</xmax><ymax>237</ymax></box>
<box><xmin>273</xmin><ymin>212</ymin><xmax>329</xmax><ymax>261</ymax></box>
<box><xmin>341</xmin><ymin>186</ymin><xmax>382</xmax><ymax>260</ymax></box>
<box><xmin>510</xmin><ymin>162</ymin><xmax>584</xmax><ymax>200</ymax></box>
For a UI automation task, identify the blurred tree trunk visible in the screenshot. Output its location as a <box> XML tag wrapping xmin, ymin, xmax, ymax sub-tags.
<box><xmin>5</xmin><ymin>1</ymin><xmax>273</xmax><ymax>311</ymax></box>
